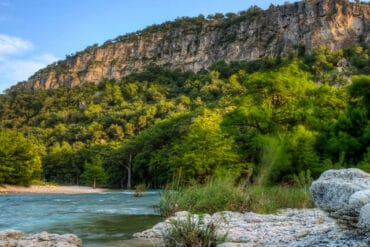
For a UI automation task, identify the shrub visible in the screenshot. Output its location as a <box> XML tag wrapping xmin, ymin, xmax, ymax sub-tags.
<box><xmin>163</xmin><ymin>214</ymin><xmax>226</xmax><ymax>247</ymax></box>
<box><xmin>134</xmin><ymin>183</ymin><xmax>147</xmax><ymax>197</ymax></box>
<box><xmin>159</xmin><ymin>176</ymin><xmax>314</xmax><ymax>216</ymax></box>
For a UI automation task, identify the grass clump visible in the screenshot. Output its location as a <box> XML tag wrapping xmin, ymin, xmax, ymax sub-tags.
<box><xmin>159</xmin><ymin>176</ymin><xmax>249</xmax><ymax>217</ymax></box>
<box><xmin>134</xmin><ymin>183</ymin><xmax>147</xmax><ymax>197</ymax></box>
<box><xmin>163</xmin><ymin>213</ymin><xmax>226</xmax><ymax>247</ymax></box>
<box><xmin>159</xmin><ymin>176</ymin><xmax>314</xmax><ymax>217</ymax></box>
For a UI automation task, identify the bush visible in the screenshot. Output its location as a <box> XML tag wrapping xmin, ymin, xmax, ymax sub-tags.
<box><xmin>134</xmin><ymin>183</ymin><xmax>147</xmax><ymax>197</ymax></box>
<box><xmin>159</xmin><ymin>176</ymin><xmax>314</xmax><ymax>217</ymax></box>
<box><xmin>163</xmin><ymin>214</ymin><xmax>226</xmax><ymax>247</ymax></box>
<box><xmin>159</xmin><ymin>176</ymin><xmax>249</xmax><ymax>217</ymax></box>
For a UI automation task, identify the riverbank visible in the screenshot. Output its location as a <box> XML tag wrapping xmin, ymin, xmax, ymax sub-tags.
<box><xmin>134</xmin><ymin>209</ymin><xmax>370</xmax><ymax>246</ymax></box>
<box><xmin>0</xmin><ymin>184</ymin><xmax>108</xmax><ymax>194</ymax></box>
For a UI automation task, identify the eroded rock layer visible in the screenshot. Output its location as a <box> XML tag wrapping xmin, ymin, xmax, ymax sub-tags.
<box><xmin>27</xmin><ymin>0</ymin><xmax>370</xmax><ymax>89</ymax></box>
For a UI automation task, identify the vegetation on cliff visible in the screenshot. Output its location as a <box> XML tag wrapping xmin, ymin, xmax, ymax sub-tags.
<box><xmin>0</xmin><ymin>46</ymin><xmax>369</xmax><ymax>188</ymax></box>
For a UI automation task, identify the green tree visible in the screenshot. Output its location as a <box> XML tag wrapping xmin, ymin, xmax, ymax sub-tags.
<box><xmin>107</xmin><ymin>124</ymin><xmax>124</xmax><ymax>140</ymax></box>
<box><xmin>103</xmin><ymin>83</ymin><xmax>124</xmax><ymax>106</ymax></box>
<box><xmin>42</xmin><ymin>141</ymin><xmax>82</xmax><ymax>184</ymax></box>
<box><xmin>170</xmin><ymin>109</ymin><xmax>240</xmax><ymax>183</ymax></box>
<box><xmin>80</xmin><ymin>156</ymin><xmax>107</xmax><ymax>188</ymax></box>
<box><xmin>0</xmin><ymin>129</ymin><xmax>44</xmax><ymax>185</ymax></box>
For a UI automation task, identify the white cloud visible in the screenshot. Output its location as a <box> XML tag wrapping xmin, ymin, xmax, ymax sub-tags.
<box><xmin>0</xmin><ymin>34</ymin><xmax>33</xmax><ymax>58</ymax></box>
<box><xmin>2</xmin><ymin>53</ymin><xmax>57</xmax><ymax>78</ymax></box>
<box><xmin>0</xmin><ymin>53</ymin><xmax>58</xmax><ymax>85</ymax></box>
<box><xmin>0</xmin><ymin>34</ymin><xmax>59</xmax><ymax>92</ymax></box>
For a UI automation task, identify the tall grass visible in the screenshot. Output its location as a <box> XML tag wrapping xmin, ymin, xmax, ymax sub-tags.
<box><xmin>159</xmin><ymin>176</ymin><xmax>314</xmax><ymax>217</ymax></box>
<box><xmin>163</xmin><ymin>214</ymin><xmax>226</xmax><ymax>247</ymax></box>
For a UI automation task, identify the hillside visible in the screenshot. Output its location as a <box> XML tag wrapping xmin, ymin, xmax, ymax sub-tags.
<box><xmin>0</xmin><ymin>0</ymin><xmax>369</xmax><ymax>189</ymax></box>
<box><xmin>1</xmin><ymin>46</ymin><xmax>370</xmax><ymax>187</ymax></box>
<box><xmin>21</xmin><ymin>0</ymin><xmax>370</xmax><ymax>90</ymax></box>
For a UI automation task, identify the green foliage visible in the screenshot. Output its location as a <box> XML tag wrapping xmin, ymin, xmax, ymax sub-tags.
<box><xmin>163</xmin><ymin>214</ymin><xmax>225</xmax><ymax>247</ymax></box>
<box><xmin>0</xmin><ymin>46</ymin><xmax>369</xmax><ymax>188</ymax></box>
<box><xmin>134</xmin><ymin>183</ymin><xmax>147</xmax><ymax>197</ymax></box>
<box><xmin>245</xmin><ymin>185</ymin><xmax>314</xmax><ymax>213</ymax></box>
<box><xmin>293</xmin><ymin>170</ymin><xmax>313</xmax><ymax>200</ymax></box>
<box><xmin>256</xmin><ymin>135</ymin><xmax>291</xmax><ymax>185</ymax></box>
<box><xmin>170</xmin><ymin>109</ymin><xmax>241</xmax><ymax>183</ymax></box>
<box><xmin>80</xmin><ymin>156</ymin><xmax>108</xmax><ymax>188</ymax></box>
<box><xmin>159</xmin><ymin>176</ymin><xmax>249</xmax><ymax>217</ymax></box>
<box><xmin>31</xmin><ymin>179</ymin><xmax>58</xmax><ymax>186</ymax></box>
<box><xmin>0</xmin><ymin>129</ymin><xmax>44</xmax><ymax>185</ymax></box>
<box><xmin>159</xmin><ymin>176</ymin><xmax>314</xmax><ymax>217</ymax></box>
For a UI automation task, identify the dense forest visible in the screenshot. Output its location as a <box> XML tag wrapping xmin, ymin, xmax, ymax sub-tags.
<box><xmin>0</xmin><ymin>45</ymin><xmax>369</xmax><ymax>187</ymax></box>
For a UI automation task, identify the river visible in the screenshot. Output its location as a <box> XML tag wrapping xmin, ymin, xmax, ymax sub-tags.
<box><xmin>0</xmin><ymin>191</ymin><xmax>163</xmax><ymax>246</ymax></box>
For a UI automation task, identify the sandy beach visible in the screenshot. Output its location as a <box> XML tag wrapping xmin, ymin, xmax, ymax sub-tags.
<box><xmin>0</xmin><ymin>184</ymin><xmax>108</xmax><ymax>194</ymax></box>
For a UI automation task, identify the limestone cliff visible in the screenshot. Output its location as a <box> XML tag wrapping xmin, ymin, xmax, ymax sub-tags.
<box><xmin>27</xmin><ymin>0</ymin><xmax>370</xmax><ymax>89</ymax></box>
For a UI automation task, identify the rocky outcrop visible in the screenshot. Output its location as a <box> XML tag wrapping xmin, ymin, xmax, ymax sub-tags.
<box><xmin>135</xmin><ymin>209</ymin><xmax>370</xmax><ymax>246</ymax></box>
<box><xmin>0</xmin><ymin>230</ymin><xmax>82</xmax><ymax>247</ymax></box>
<box><xmin>25</xmin><ymin>0</ymin><xmax>370</xmax><ymax>89</ymax></box>
<box><xmin>310</xmin><ymin>168</ymin><xmax>370</xmax><ymax>228</ymax></box>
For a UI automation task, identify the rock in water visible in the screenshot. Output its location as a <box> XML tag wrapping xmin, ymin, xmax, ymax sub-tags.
<box><xmin>310</xmin><ymin>168</ymin><xmax>370</xmax><ymax>229</ymax></box>
<box><xmin>0</xmin><ymin>230</ymin><xmax>82</xmax><ymax>247</ymax></box>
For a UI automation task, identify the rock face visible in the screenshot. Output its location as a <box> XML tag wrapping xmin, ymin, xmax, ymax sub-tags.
<box><xmin>0</xmin><ymin>230</ymin><xmax>82</xmax><ymax>247</ymax></box>
<box><xmin>25</xmin><ymin>0</ymin><xmax>370</xmax><ymax>90</ymax></box>
<box><xmin>310</xmin><ymin>168</ymin><xmax>370</xmax><ymax>229</ymax></box>
<box><xmin>134</xmin><ymin>209</ymin><xmax>370</xmax><ymax>247</ymax></box>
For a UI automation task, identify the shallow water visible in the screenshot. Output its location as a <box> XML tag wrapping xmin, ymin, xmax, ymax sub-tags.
<box><xmin>0</xmin><ymin>191</ymin><xmax>163</xmax><ymax>246</ymax></box>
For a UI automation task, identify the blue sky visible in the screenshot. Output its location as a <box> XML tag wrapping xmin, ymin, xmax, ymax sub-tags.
<box><xmin>0</xmin><ymin>0</ymin><xmax>288</xmax><ymax>92</ymax></box>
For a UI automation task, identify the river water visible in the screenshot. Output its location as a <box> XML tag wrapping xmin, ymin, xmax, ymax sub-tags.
<box><xmin>0</xmin><ymin>191</ymin><xmax>163</xmax><ymax>246</ymax></box>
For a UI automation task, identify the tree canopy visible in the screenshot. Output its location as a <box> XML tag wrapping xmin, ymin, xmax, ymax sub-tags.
<box><xmin>0</xmin><ymin>45</ymin><xmax>369</xmax><ymax>187</ymax></box>
<box><xmin>0</xmin><ymin>129</ymin><xmax>44</xmax><ymax>185</ymax></box>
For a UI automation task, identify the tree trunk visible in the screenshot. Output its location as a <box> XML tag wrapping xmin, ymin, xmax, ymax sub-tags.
<box><xmin>93</xmin><ymin>178</ymin><xmax>96</xmax><ymax>189</ymax></box>
<box><xmin>126</xmin><ymin>153</ymin><xmax>132</xmax><ymax>189</ymax></box>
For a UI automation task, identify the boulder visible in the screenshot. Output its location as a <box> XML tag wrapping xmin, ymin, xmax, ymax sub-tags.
<box><xmin>0</xmin><ymin>230</ymin><xmax>82</xmax><ymax>247</ymax></box>
<box><xmin>310</xmin><ymin>168</ymin><xmax>370</xmax><ymax>228</ymax></box>
<box><xmin>359</xmin><ymin>203</ymin><xmax>370</xmax><ymax>229</ymax></box>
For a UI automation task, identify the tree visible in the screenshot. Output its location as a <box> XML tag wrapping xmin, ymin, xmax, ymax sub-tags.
<box><xmin>0</xmin><ymin>129</ymin><xmax>44</xmax><ymax>185</ymax></box>
<box><xmin>80</xmin><ymin>156</ymin><xmax>107</xmax><ymax>189</ymax></box>
<box><xmin>107</xmin><ymin>124</ymin><xmax>124</xmax><ymax>140</ymax></box>
<box><xmin>42</xmin><ymin>141</ymin><xmax>81</xmax><ymax>184</ymax></box>
<box><xmin>170</xmin><ymin>109</ymin><xmax>240</xmax><ymax>183</ymax></box>
<box><xmin>103</xmin><ymin>83</ymin><xmax>124</xmax><ymax>106</ymax></box>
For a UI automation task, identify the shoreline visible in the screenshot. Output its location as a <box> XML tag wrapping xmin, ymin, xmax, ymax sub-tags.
<box><xmin>0</xmin><ymin>184</ymin><xmax>108</xmax><ymax>194</ymax></box>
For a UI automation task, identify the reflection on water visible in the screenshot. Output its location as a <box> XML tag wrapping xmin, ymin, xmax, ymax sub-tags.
<box><xmin>0</xmin><ymin>191</ymin><xmax>163</xmax><ymax>246</ymax></box>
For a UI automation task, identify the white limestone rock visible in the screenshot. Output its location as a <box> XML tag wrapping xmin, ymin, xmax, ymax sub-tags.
<box><xmin>310</xmin><ymin>168</ymin><xmax>370</xmax><ymax>228</ymax></box>
<box><xmin>0</xmin><ymin>231</ymin><xmax>82</xmax><ymax>247</ymax></box>
<box><xmin>358</xmin><ymin>203</ymin><xmax>370</xmax><ymax>229</ymax></box>
<box><xmin>134</xmin><ymin>209</ymin><xmax>340</xmax><ymax>246</ymax></box>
